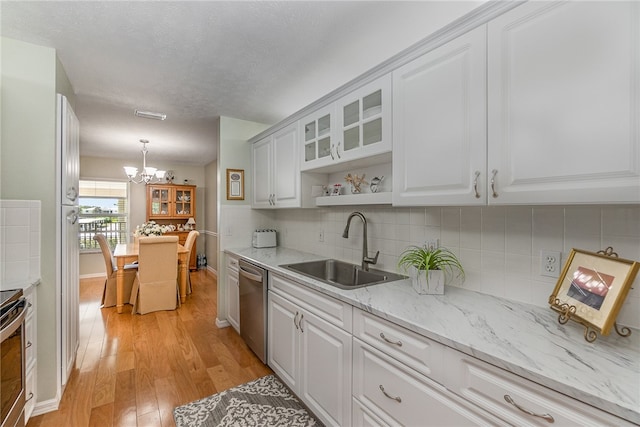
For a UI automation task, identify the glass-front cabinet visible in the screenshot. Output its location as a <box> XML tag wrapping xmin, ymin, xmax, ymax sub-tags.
<box><xmin>300</xmin><ymin>73</ymin><xmax>392</xmax><ymax>172</ymax></box>
<box><xmin>147</xmin><ymin>184</ymin><xmax>195</xmax><ymax>219</ymax></box>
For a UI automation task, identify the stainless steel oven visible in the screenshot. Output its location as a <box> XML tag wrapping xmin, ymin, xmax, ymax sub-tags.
<box><xmin>1</xmin><ymin>289</ymin><xmax>28</xmax><ymax>427</ymax></box>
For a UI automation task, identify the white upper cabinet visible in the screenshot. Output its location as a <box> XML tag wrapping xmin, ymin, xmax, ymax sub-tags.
<box><xmin>301</xmin><ymin>74</ymin><xmax>392</xmax><ymax>172</ymax></box>
<box><xmin>252</xmin><ymin>123</ymin><xmax>300</xmax><ymax>208</ymax></box>
<box><xmin>393</xmin><ymin>25</ymin><xmax>487</xmax><ymax>206</ymax></box>
<box><xmin>487</xmin><ymin>1</ymin><xmax>640</xmax><ymax>204</ymax></box>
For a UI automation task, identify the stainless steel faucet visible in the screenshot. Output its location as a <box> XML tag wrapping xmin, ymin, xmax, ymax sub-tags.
<box><xmin>342</xmin><ymin>211</ymin><xmax>379</xmax><ymax>271</ymax></box>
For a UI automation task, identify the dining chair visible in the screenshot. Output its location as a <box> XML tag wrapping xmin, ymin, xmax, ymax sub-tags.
<box><xmin>94</xmin><ymin>233</ymin><xmax>137</xmax><ymax>308</ymax></box>
<box><xmin>130</xmin><ymin>235</ymin><xmax>180</xmax><ymax>314</ymax></box>
<box><xmin>184</xmin><ymin>230</ymin><xmax>199</xmax><ymax>294</ymax></box>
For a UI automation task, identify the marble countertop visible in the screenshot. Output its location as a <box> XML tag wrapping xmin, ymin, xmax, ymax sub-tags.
<box><xmin>226</xmin><ymin>247</ymin><xmax>640</xmax><ymax>423</ymax></box>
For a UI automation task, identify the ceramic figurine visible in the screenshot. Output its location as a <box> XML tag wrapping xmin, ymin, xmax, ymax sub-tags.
<box><xmin>370</xmin><ymin>176</ymin><xmax>384</xmax><ymax>193</ymax></box>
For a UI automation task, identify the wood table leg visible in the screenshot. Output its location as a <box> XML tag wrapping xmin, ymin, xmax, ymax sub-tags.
<box><xmin>116</xmin><ymin>257</ymin><xmax>125</xmax><ymax>314</ymax></box>
<box><xmin>179</xmin><ymin>254</ymin><xmax>188</xmax><ymax>303</ymax></box>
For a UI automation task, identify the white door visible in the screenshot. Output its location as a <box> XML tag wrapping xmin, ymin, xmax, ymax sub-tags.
<box><xmin>58</xmin><ymin>95</ymin><xmax>79</xmax><ymax>205</ymax></box>
<box><xmin>487</xmin><ymin>1</ymin><xmax>640</xmax><ymax>204</ymax></box>
<box><xmin>272</xmin><ymin>123</ymin><xmax>300</xmax><ymax>207</ymax></box>
<box><xmin>61</xmin><ymin>205</ymin><xmax>79</xmax><ymax>385</ymax></box>
<box><xmin>393</xmin><ymin>25</ymin><xmax>487</xmax><ymax>206</ymax></box>
<box><xmin>299</xmin><ymin>309</ymin><xmax>352</xmax><ymax>427</ymax></box>
<box><xmin>267</xmin><ymin>292</ymin><xmax>300</xmax><ymax>390</ymax></box>
<box><xmin>252</xmin><ymin>136</ymin><xmax>273</xmax><ymax>208</ymax></box>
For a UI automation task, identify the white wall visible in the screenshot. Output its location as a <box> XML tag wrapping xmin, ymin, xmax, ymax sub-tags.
<box><xmin>272</xmin><ymin>204</ymin><xmax>640</xmax><ymax>329</ymax></box>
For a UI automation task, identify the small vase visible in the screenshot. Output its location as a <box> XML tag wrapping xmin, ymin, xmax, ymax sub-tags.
<box><xmin>411</xmin><ymin>267</ymin><xmax>444</xmax><ymax>295</ymax></box>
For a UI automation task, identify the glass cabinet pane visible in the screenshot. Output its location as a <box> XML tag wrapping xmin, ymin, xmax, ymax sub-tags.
<box><xmin>318</xmin><ymin>114</ymin><xmax>331</xmax><ymax>137</ymax></box>
<box><xmin>363</xmin><ymin>118</ymin><xmax>382</xmax><ymax>146</ymax></box>
<box><xmin>343</xmin><ymin>100</ymin><xmax>359</xmax><ymax>127</ymax></box>
<box><xmin>305</xmin><ymin>121</ymin><xmax>316</xmax><ymax>142</ymax></box>
<box><xmin>305</xmin><ymin>142</ymin><xmax>316</xmax><ymax>162</ymax></box>
<box><xmin>363</xmin><ymin>90</ymin><xmax>382</xmax><ymax>119</ymax></box>
<box><xmin>318</xmin><ymin>137</ymin><xmax>331</xmax><ymax>159</ymax></box>
<box><xmin>343</xmin><ymin>127</ymin><xmax>359</xmax><ymax>151</ymax></box>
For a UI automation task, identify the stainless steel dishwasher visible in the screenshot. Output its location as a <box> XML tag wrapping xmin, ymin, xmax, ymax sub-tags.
<box><xmin>238</xmin><ymin>259</ymin><xmax>267</xmax><ymax>363</ymax></box>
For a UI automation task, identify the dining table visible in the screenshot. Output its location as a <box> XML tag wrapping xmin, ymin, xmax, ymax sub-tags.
<box><xmin>113</xmin><ymin>242</ymin><xmax>189</xmax><ymax>314</ymax></box>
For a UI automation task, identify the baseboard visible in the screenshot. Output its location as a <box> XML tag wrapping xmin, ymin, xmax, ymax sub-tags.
<box><xmin>216</xmin><ymin>317</ymin><xmax>230</xmax><ymax>328</ymax></box>
<box><xmin>207</xmin><ymin>265</ymin><xmax>218</xmax><ymax>277</ymax></box>
<box><xmin>31</xmin><ymin>394</ymin><xmax>61</xmax><ymax>417</ymax></box>
<box><xmin>80</xmin><ymin>273</ymin><xmax>106</xmax><ymax>279</ymax></box>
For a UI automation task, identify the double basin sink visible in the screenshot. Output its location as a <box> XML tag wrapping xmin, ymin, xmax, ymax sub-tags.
<box><xmin>280</xmin><ymin>259</ymin><xmax>406</xmax><ymax>290</ymax></box>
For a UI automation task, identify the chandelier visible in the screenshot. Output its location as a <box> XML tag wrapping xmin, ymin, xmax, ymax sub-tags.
<box><xmin>123</xmin><ymin>139</ymin><xmax>166</xmax><ymax>184</ymax></box>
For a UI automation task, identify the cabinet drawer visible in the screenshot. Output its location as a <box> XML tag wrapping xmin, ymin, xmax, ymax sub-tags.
<box><xmin>270</xmin><ymin>273</ymin><xmax>352</xmax><ymax>331</ymax></box>
<box><xmin>353</xmin><ymin>339</ymin><xmax>504</xmax><ymax>427</ymax></box>
<box><xmin>352</xmin><ymin>397</ymin><xmax>390</xmax><ymax>427</ymax></box>
<box><xmin>448</xmin><ymin>348</ymin><xmax>636</xmax><ymax>427</ymax></box>
<box><xmin>227</xmin><ymin>255</ymin><xmax>239</xmax><ymax>272</ymax></box>
<box><xmin>353</xmin><ymin>308</ymin><xmax>444</xmax><ymax>382</ymax></box>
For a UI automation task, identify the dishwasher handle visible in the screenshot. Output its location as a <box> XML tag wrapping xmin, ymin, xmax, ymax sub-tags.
<box><xmin>239</xmin><ymin>263</ymin><xmax>264</xmax><ymax>283</ymax></box>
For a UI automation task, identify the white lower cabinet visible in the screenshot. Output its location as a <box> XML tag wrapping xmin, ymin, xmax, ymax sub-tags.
<box><xmin>352</xmin><ymin>338</ymin><xmax>502</xmax><ymax>426</ymax></box>
<box><xmin>226</xmin><ymin>255</ymin><xmax>240</xmax><ymax>333</ymax></box>
<box><xmin>268</xmin><ymin>274</ymin><xmax>352</xmax><ymax>426</ymax></box>
<box><xmin>24</xmin><ymin>285</ymin><xmax>37</xmax><ymax>421</ymax></box>
<box><xmin>445</xmin><ymin>347</ymin><xmax>636</xmax><ymax>427</ymax></box>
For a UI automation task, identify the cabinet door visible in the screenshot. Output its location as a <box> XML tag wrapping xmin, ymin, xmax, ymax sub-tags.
<box><xmin>252</xmin><ymin>136</ymin><xmax>273</xmax><ymax>208</ymax></box>
<box><xmin>300</xmin><ymin>104</ymin><xmax>336</xmax><ymax>171</ymax></box>
<box><xmin>174</xmin><ymin>187</ymin><xmax>194</xmax><ymax>217</ymax></box>
<box><xmin>337</xmin><ymin>74</ymin><xmax>392</xmax><ymax>163</ymax></box>
<box><xmin>227</xmin><ymin>270</ymin><xmax>240</xmax><ymax>333</ymax></box>
<box><xmin>273</xmin><ymin>123</ymin><xmax>300</xmax><ymax>207</ymax></box>
<box><xmin>393</xmin><ymin>25</ymin><xmax>487</xmax><ymax>206</ymax></box>
<box><xmin>299</xmin><ymin>309</ymin><xmax>352</xmax><ymax>427</ymax></box>
<box><xmin>267</xmin><ymin>291</ymin><xmax>300</xmax><ymax>390</ymax></box>
<box><xmin>488</xmin><ymin>1</ymin><xmax>640</xmax><ymax>204</ymax></box>
<box><xmin>148</xmin><ymin>185</ymin><xmax>172</xmax><ymax>217</ymax></box>
<box><xmin>58</xmin><ymin>94</ymin><xmax>80</xmax><ymax>205</ymax></box>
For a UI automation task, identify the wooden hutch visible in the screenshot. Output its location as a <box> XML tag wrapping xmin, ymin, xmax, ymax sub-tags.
<box><xmin>146</xmin><ymin>183</ymin><xmax>198</xmax><ymax>270</ymax></box>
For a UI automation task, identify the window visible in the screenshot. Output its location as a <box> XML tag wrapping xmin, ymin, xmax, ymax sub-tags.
<box><xmin>78</xmin><ymin>180</ymin><xmax>129</xmax><ymax>251</ymax></box>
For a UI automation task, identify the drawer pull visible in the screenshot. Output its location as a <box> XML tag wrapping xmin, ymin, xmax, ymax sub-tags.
<box><xmin>26</xmin><ymin>341</ymin><xmax>32</xmax><ymax>349</ymax></box>
<box><xmin>379</xmin><ymin>332</ymin><xmax>402</xmax><ymax>347</ymax></box>
<box><xmin>26</xmin><ymin>392</ymin><xmax>34</xmax><ymax>402</ymax></box>
<box><xmin>299</xmin><ymin>313</ymin><xmax>305</xmax><ymax>333</ymax></box>
<box><xmin>294</xmin><ymin>312</ymin><xmax>300</xmax><ymax>330</ymax></box>
<box><xmin>379</xmin><ymin>385</ymin><xmax>401</xmax><ymax>403</ymax></box>
<box><xmin>504</xmin><ymin>395</ymin><xmax>554</xmax><ymax>423</ymax></box>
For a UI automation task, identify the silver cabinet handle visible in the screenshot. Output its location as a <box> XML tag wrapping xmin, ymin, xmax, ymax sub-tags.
<box><xmin>330</xmin><ymin>145</ymin><xmax>335</xmax><ymax>160</ymax></box>
<box><xmin>294</xmin><ymin>312</ymin><xmax>299</xmax><ymax>330</ymax></box>
<box><xmin>336</xmin><ymin>142</ymin><xmax>342</xmax><ymax>159</ymax></box>
<box><xmin>504</xmin><ymin>395</ymin><xmax>554</xmax><ymax>423</ymax></box>
<box><xmin>379</xmin><ymin>332</ymin><xmax>402</xmax><ymax>347</ymax></box>
<box><xmin>379</xmin><ymin>385</ymin><xmax>401</xmax><ymax>403</ymax></box>
<box><xmin>26</xmin><ymin>392</ymin><xmax>34</xmax><ymax>402</ymax></box>
<box><xmin>491</xmin><ymin>169</ymin><xmax>498</xmax><ymax>198</ymax></box>
<box><xmin>26</xmin><ymin>341</ymin><xmax>32</xmax><ymax>349</ymax></box>
<box><xmin>473</xmin><ymin>170</ymin><xmax>481</xmax><ymax>198</ymax></box>
<box><xmin>299</xmin><ymin>313</ymin><xmax>304</xmax><ymax>333</ymax></box>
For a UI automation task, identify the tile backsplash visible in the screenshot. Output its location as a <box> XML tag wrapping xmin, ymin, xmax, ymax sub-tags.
<box><xmin>0</xmin><ymin>200</ymin><xmax>41</xmax><ymax>289</ymax></box>
<box><xmin>221</xmin><ymin>204</ymin><xmax>640</xmax><ymax>329</ymax></box>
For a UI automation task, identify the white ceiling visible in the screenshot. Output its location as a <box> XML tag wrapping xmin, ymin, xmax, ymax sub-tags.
<box><xmin>1</xmin><ymin>1</ymin><xmax>485</xmax><ymax>165</ymax></box>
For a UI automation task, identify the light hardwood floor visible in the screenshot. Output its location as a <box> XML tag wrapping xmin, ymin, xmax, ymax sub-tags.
<box><xmin>28</xmin><ymin>270</ymin><xmax>271</xmax><ymax>427</ymax></box>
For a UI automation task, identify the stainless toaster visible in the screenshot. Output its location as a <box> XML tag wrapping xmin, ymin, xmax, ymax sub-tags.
<box><xmin>252</xmin><ymin>229</ymin><xmax>277</xmax><ymax>248</ymax></box>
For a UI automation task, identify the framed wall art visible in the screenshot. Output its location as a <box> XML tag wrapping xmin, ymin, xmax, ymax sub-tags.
<box><xmin>549</xmin><ymin>248</ymin><xmax>639</xmax><ymax>342</ymax></box>
<box><xmin>226</xmin><ymin>169</ymin><xmax>244</xmax><ymax>200</ymax></box>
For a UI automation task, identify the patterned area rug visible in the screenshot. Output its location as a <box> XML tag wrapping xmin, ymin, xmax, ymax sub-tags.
<box><xmin>173</xmin><ymin>375</ymin><xmax>324</xmax><ymax>427</ymax></box>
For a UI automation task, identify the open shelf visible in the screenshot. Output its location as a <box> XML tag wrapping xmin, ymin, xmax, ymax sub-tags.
<box><xmin>315</xmin><ymin>192</ymin><xmax>392</xmax><ymax>206</ymax></box>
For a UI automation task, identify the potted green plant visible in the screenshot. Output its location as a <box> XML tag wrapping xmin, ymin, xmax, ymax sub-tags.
<box><xmin>397</xmin><ymin>245</ymin><xmax>464</xmax><ymax>294</ymax></box>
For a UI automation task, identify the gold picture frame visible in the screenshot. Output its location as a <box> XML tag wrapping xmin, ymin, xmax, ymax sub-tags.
<box><xmin>549</xmin><ymin>248</ymin><xmax>639</xmax><ymax>341</ymax></box>
<box><xmin>226</xmin><ymin>169</ymin><xmax>244</xmax><ymax>200</ymax></box>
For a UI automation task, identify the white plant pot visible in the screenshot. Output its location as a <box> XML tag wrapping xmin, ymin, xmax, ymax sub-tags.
<box><xmin>411</xmin><ymin>267</ymin><xmax>444</xmax><ymax>295</ymax></box>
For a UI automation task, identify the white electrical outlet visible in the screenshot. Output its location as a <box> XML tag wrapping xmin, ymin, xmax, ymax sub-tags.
<box><xmin>318</xmin><ymin>230</ymin><xmax>324</xmax><ymax>242</ymax></box>
<box><xmin>425</xmin><ymin>239</ymin><xmax>439</xmax><ymax>251</ymax></box>
<box><xmin>540</xmin><ymin>250</ymin><xmax>561</xmax><ymax>278</ymax></box>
